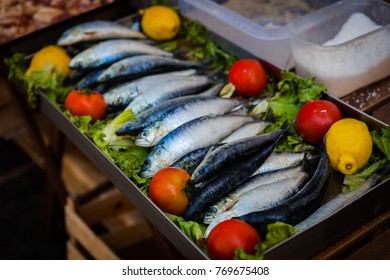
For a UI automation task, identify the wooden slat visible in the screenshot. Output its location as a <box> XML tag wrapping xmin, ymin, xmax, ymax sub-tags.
<box><xmin>312</xmin><ymin>210</ymin><xmax>390</xmax><ymax>260</ymax></box>
<box><xmin>61</xmin><ymin>141</ymin><xmax>109</xmax><ymax>197</ymax></box>
<box><xmin>77</xmin><ymin>188</ymin><xmax>134</xmax><ymax>225</ymax></box>
<box><xmin>65</xmin><ymin>205</ymin><xmax>120</xmax><ymax>260</ymax></box>
<box><xmin>0</xmin><ymin>102</ymin><xmax>26</xmax><ymax>139</ymax></box>
<box><xmin>100</xmin><ymin>210</ymin><xmax>152</xmax><ymax>251</ymax></box>
<box><xmin>66</xmin><ymin>240</ymin><xmax>87</xmax><ymax>260</ymax></box>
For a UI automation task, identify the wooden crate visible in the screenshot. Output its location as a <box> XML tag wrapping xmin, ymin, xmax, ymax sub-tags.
<box><xmin>65</xmin><ymin>198</ymin><xmax>154</xmax><ymax>260</ymax></box>
<box><xmin>10</xmin><ymin>111</ymin><xmax>171</xmax><ymax>259</ymax></box>
<box><xmin>61</xmin><ymin>141</ymin><xmax>165</xmax><ymax>260</ymax></box>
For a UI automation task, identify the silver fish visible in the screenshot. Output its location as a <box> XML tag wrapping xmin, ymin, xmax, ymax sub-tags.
<box><xmin>75</xmin><ymin>68</ymin><xmax>106</xmax><ymax>89</ymax></box>
<box><xmin>191</xmin><ymin>129</ymin><xmax>285</xmax><ymax>184</ymax></box>
<box><xmin>103</xmin><ymin>69</ymin><xmax>197</xmax><ymax>108</ymax></box>
<box><xmin>204</xmin><ymin>172</ymin><xmax>308</xmax><ymax>238</ymax></box>
<box><xmin>97</xmin><ymin>55</ymin><xmax>203</xmax><ymax>83</ymax></box>
<box><xmin>115</xmin><ymin>83</ymin><xmax>224</xmax><ymax>136</ymax></box>
<box><xmin>135</xmin><ymin>97</ymin><xmax>243</xmax><ymax>147</ymax></box>
<box><xmin>252</xmin><ymin>151</ymin><xmax>306</xmax><ymax>175</ymax></box>
<box><xmin>220</xmin><ymin>121</ymin><xmax>271</xmax><ymax>143</ymax></box>
<box><xmin>124</xmin><ymin>75</ymin><xmax>212</xmax><ymax>115</ymax></box>
<box><xmin>57</xmin><ymin>20</ymin><xmax>146</xmax><ymax>46</ymax></box>
<box><xmin>69</xmin><ymin>39</ymin><xmax>172</xmax><ymax>70</ymax></box>
<box><xmin>170</xmin><ymin>144</ymin><xmax>222</xmax><ymax>175</ymax></box>
<box><xmin>139</xmin><ymin>114</ymin><xmax>255</xmax><ymax>178</ymax></box>
<box><xmin>203</xmin><ymin>164</ymin><xmax>306</xmax><ymax>224</ymax></box>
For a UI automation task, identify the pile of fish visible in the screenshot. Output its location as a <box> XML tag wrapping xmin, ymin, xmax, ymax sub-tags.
<box><xmin>57</xmin><ymin>19</ymin><xmax>335</xmax><ymax>234</ymax></box>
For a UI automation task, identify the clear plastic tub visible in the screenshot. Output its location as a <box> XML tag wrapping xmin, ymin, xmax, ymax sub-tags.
<box><xmin>288</xmin><ymin>0</ymin><xmax>390</xmax><ymax>98</ymax></box>
<box><xmin>178</xmin><ymin>0</ymin><xmax>336</xmax><ymax>69</ymax></box>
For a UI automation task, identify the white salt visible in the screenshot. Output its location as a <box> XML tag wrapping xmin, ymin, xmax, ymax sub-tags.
<box><xmin>323</xmin><ymin>12</ymin><xmax>382</xmax><ymax>46</ymax></box>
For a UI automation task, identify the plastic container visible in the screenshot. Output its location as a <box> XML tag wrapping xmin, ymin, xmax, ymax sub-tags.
<box><xmin>178</xmin><ymin>0</ymin><xmax>336</xmax><ymax>69</ymax></box>
<box><xmin>288</xmin><ymin>0</ymin><xmax>390</xmax><ymax>98</ymax></box>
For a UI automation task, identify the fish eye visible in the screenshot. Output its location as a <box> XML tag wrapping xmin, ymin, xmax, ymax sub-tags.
<box><xmin>198</xmin><ymin>168</ymin><xmax>204</xmax><ymax>175</ymax></box>
<box><xmin>141</xmin><ymin>130</ymin><xmax>149</xmax><ymax>138</ymax></box>
<box><xmin>143</xmin><ymin>160</ymin><xmax>151</xmax><ymax>169</ymax></box>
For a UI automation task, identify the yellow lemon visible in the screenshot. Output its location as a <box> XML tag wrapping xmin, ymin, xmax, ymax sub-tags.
<box><xmin>140</xmin><ymin>5</ymin><xmax>180</xmax><ymax>41</ymax></box>
<box><xmin>326</xmin><ymin>118</ymin><xmax>372</xmax><ymax>175</ymax></box>
<box><xmin>26</xmin><ymin>45</ymin><xmax>71</xmax><ymax>77</ymax></box>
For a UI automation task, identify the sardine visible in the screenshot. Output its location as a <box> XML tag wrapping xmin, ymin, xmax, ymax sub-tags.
<box><xmin>139</xmin><ymin>115</ymin><xmax>255</xmax><ymax>178</ymax></box>
<box><xmin>204</xmin><ymin>172</ymin><xmax>309</xmax><ymax>237</ymax></box>
<box><xmin>103</xmin><ymin>69</ymin><xmax>197</xmax><ymax>109</ymax></box>
<box><xmin>57</xmin><ymin>20</ymin><xmax>146</xmax><ymax>46</ymax></box>
<box><xmin>97</xmin><ymin>55</ymin><xmax>203</xmax><ymax>83</ymax></box>
<box><xmin>236</xmin><ymin>145</ymin><xmax>330</xmax><ymax>227</ymax></box>
<box><xmin>220</xmin><ymin>121</ymin><xmax>270</xmax><ymax>143</ymax></box>
<box><xmin>294</xmin><ymin>161</ymin><xmax>390</xmax><ymax>233</ymax></box>
<box><xmin>75</xmin><ymin>69</ymin><xmax>106</xmax><ymax>89</ymax></box>
<box><xmin>170</xmin><ymin>144</ymin><xmax>223</xmax><ymax>175</ymax></box>
<box><xmin>116</xmin><ymin>84</ymin><xmax>224</xmax><ymax>136</ymax></box>
<box><xmin>69</xmin><ymin>39</ymin><xmax>172</xmax><ymax>70</ymax></box>
<box><xmin>252</xmin><ymin>151</ymin><xmax>306</xmax><ymax>175</ymax></box>
<box><xmin>203</xmin><ymin>164</ymin><xmax>306</xmax><ymax>224</ymax></box>
<box><xmin>135</xmin><ymin>97</ymin><xmax>243</xmax><ymax>147</ymax></box>
<box><xmin>182</xmin><ymin>125</ymin><xmax>290</xmax><ymax>221</ymax></box>
<box><xmin>123</xmin><ymin>75</ymin><xmax>212</xmax><ymax>115</ymax></box>
<box><xmin>191</xmin><ymin>129</ymin><xmax>287</xmax><ymax>184</ymax></box>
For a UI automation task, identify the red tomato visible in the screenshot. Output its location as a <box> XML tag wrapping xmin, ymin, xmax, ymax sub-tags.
<box><xmin>296</xmin><ymin>100</ymin><xmax>342</xmax><ymax>145</ymax></box>
<box><xmin>206</xmin><ymin>219</ymin><xmax>261</xmax><ymax>260</ymax></box>
<box><xmin>149</xmin><ymin>167</ymin><xmax>190</xmax><ymax>216</ymax></box>
<box><xmin>228</xmin><ymin>58</ymin><xmax>267</xmax><ymax>97</ymax></box>
<box><xmin>65</xmin><ymin>89</ymin><xmax>107</xmax><ymax>122</ymax></box>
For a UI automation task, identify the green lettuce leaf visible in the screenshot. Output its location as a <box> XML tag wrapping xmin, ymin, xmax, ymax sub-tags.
<box><xmin>263</xmin><ymin>71</ymin><xmax>325</xmax><ymax>152</ymax></box>
<box><xmin>234</xmin><ymin>221</ymin><xmax>295</xmax><ymax>260</ymax></box>
<box><xmin>372</xmin><ymin>126</ymin><xmax>390</xmax><ymax>161</ymax></box>
<box><xmin>64</xmin><ymin>112</ymin><xmax>149</xmax><ymax>188</ymax></box>
<box><xmin>268</xmin><ymin>71</ymin><xmax>326</xmax><ymax>126</ymax></box>
<box><xmin>343</xmin><ymin>127</ymin><xmax>390</xmax><ymax>192</ymax></box>
<box><xmin>342</xmin><ymin>158</ymin><xmax>388</xmax><ymax>193</ymax></box>
<box><xmin>166</xmin><ymin>213</ymin><xmax>207</xmax><ymax>248</ymax></box>
<box><xmin>102</xmin><ymin>110</ymin><xmax>136</xmax><ymax>149</ymax></box>
<box><xmin>5</xmin><ymin>53</ymin><xmax>72</xmax><ymax>108</ymax></box>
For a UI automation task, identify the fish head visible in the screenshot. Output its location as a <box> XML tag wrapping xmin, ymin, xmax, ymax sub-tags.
<box><xmin>68</xmin><ymin>54</ymin><xmax>84</xmax><ymax>69</ymax></box>
<box><xmin>134</xmin><ymin>126</ymin><xmax>158</xmax><ymax>147</ymax></box>
<box><xmin>57</xmin><ymin>28</ymin><xmax>83</xmax><ymax>46</ymax></box>
<box><xmin>139</xmin><ymin>147</ymin><xmax>167</xmax><ymax>178</ymax></box>
<box><xmin>190</xmin><ymin>164</ymin><xmax>208</xmax><ymax>183</ymax></box>
<box><xmin>104</xmin><ymin>93</ymin><xmax>123</xmax><ymax>107</ymax></box>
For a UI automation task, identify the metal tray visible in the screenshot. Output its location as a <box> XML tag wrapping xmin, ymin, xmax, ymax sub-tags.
<box><xmin>39</xmin><ymin>88</ymin><xmax>389</xmax><ymax>260</ymax></box>
<box><xmin>5</xmin><ymin>3</ymin><xmax>390</xmax><ymax>260</ymax></box>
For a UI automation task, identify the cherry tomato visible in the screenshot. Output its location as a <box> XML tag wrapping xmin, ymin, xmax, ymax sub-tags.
<box><xmin>65</xmin><ymin>89</ymin><xmax>107</xmax><ymax>122</ymax></box>
<box><xmin>149</xmin><ymin>167</ymin><xmax>190</xmax><ymax>216</ymax></box>
<box><xmin>206</xmin><ymin>219</ymin><xmax>261</xmax><ymax>260</ymax></box>
<box><xmin>228</xmin><ymin>58</ymin><xmax>267</xmax><ymax>97</ymax></box>
<box><xmin>296</xmin><ymin>100</ymin><xmax>342</xmax><ymax>145</ymax></box>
